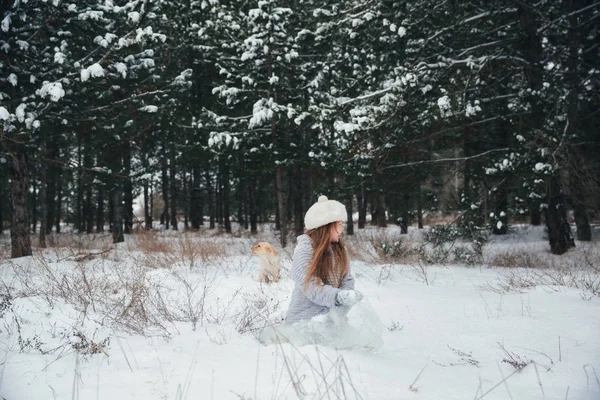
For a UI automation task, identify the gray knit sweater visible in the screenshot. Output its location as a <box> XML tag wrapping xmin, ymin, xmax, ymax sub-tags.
<box><xmin>285</xmin><ymin>234</ymin><xmax>355</xmax><ymax>323</ymax></box>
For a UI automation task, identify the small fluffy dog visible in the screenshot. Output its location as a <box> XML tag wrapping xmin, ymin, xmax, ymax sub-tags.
<box><xmin>251</xmin><ymin>242</ymin><xmax>281</xmax><ymax>283</ymax></box>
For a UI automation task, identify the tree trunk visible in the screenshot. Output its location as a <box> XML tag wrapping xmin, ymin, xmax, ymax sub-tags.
<box><xmin>345</xmin><ymin>192</ymin><xmax>354</xmax><ymax>235</ymax></box>
<box><xmin>39</xmin><ymin>161</ymin><xmax>47</xmax><ymax>248</ymax></box>
<box><xmin>545</xmin><ymin>177</ymin><xmax>575</xmax><ymax>255</ymax></box>
<box><xmin>183</xmin><ymin>172</ymin><xmax>189</xmax><ymax>230</ymax></box>
<box><xmin>161</xmin><ymin>157</ymin><xmax>169</xmax><ymax>228</ymax></box>
<box><xmin>275</xmin><ymin>195</ymin><xmax>280</xmax><ymax>231</ymax></box>
<box><xmin>76</xmin><ymin>138</ymin><xmax>83</xmax><ymax>232</ymax></box>
<box><xmin>31</xmin><ymin>180</ymin><xmax>37</xmax><ymax>234</ymax></box>
<box><xmin>206</xmin><ymin>169</ymin><xmax>215</xmax><ymax>229</ymax></box>
<box><xmin>531</xmin><ymin>208</ymin><xmax>542</xmax><ymax>226</ymax></box>
<box><xmin>275</xmin><ymin>166</ymin><xmax>288</xmax><ymax>247</ymax></box>
<box><xmin>222</xmin><ymin>160</ymin><xmax>231</xmax><ymax>233</ymax></box>
<box><xmin>84</xmin><ymin>150</ymin><xmax>94</xmax><ymax>234</ymax></box>
<box><xmin>55</xmin><ymin>173</ymin><xmax>62</xmax><ymax>233</ymax></box>
<box><xmin>237</xmin><ymin>178</ymin><xmax>244</xmax><ymax>229</ymax></box>
<box><xmin>573</xmin><ymin>192</ymin><xmax>591</xmax><ymax>241</ymax></box>
<box><xmin>565</xmin><ymin>0</ymin><xmax>590</xmax><ymax>241</ymax></box>
<box><xmin>400</xmin><ymin>192</ymin><xmax>409</xmax><ymax>234</ymax></box>
<box><xmin>216</xmin><ymin>172</ymin><xmax>223</xmax><ymax>226</ymax></box>
<box><xmin>96</xmin><ymin>187</ymin><xmax>105</xmax><ymax>232</ymax></box>
<box><xmin>191</xmin><ymin>166</ymin><xmax>202</xmax><ymax>229</ymax></box>
<box><xmin>10</xmin><ymin>151</ymin><xmax>32</xmax><ymax>258</ymax></box>
<box><xmin>248</xmin><ymin>178</ymin><xmax>258</xmax><ymax>234</ymax></box>
<box><xmin>46</xmin><ymin>146</ymin><xmax>56</xmax><ymax>235</ymax></box>
<box><xmin>376</xmin><ymin>192</ymin><xmax>387</xmax><ymax>228</ymax></box>
<box><xmin>518</xmin><ymin>2</ymin><xmax>545</xmax><ymax>229</ymax></box>
<box><xmin>169</xmin><ymin>145</ymin><xmax>177</xmax><ymax>231</ymax></box>
<box><xmin>357</xmin><ymin>184</ymin><xmax>366</xmax><ymax>229</ymax></box>
<box><xmin>492</xmin><ymin>187</ymin><xmax>509</xmax><ymax>235</ymax></box>
<box><xmin>110</xmin><ymin>185</ymin><xmax>124</xmax><ymax>243</ymax></box>
<box><xmin>144</xmin><ymin>177</ymin><xmax>152</xmax><ymax>230</ymax></box>
<box><xmin>108</xmin><ymin>187</ymin><xmax>114</xmax><ymax>232</ymax></box>
<box><xmin>293</xmin><ymin>168</ymin><xmax>304</xmax><ymax>236</ymax></box>
<box><xmin>123</xmin><ymin>139</ymin><xmax>133</xmax><ymax>234</ymax></box>
<box><xmin>417</xmin><ymin>181</ymin><xmax>423</xmax><ymax>229</ymax></box>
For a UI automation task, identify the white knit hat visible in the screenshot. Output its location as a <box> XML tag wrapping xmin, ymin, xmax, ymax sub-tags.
<box><xmin>304</xmin><ymin>195</ymin><xmax>347</xmax><ymax>230</ymax></box>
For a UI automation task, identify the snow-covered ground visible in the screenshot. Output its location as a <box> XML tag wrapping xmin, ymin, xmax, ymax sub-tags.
<box><xmin>0</xmin><ymin>225</ymin><xmax>598</xmax><ymax>400</ymax></box>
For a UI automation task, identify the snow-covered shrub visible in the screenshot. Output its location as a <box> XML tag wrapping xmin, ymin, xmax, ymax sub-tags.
<box><xmin>365</xmin><ymin>231</ymin><xmax>419</xmax><ymax>263</ymax></box>
<box><xmin>422</xmin><ymin>225</ymin><xmax>487</xmax><ymax>265</ymax></box>
<box><xmin>424</xmin><ymin>225</ymin><xmax>463</xmax><ymax>247</ymax></box>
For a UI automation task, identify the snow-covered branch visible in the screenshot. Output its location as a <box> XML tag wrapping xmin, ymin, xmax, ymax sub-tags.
<box><xmin>381</xmin><ymin>148</ymin><xmax>511</xmax><ymax>171</ymax></box>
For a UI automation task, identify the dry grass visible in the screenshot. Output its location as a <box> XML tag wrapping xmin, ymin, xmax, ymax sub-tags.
<box><xmin>44</xmin><ymin>232</ymin><xmax>113</xmax><ymax>251</ymax></box>
<box><xmin>488</xmin><ymin>251</ymin><xmax>550</xmax><ymax>269</ymax></box>
<box><xmin>128</xmin><ymin>231</ymin><xmax>227</xmax><ymax>269</ymax></box>
<box><xmin>346</xmin><ymin>229</ymin><xmax>419</xmax><ymax>264</ymax></box>
<box><xmin>483</xmin><ymin>244</ymin><xmax>600</xmax><ymax>298</ymax></box>
<box><xmin>129</xmin><ymin>231</ymin><xmax>173</xmax><ymax>253</ymax></box>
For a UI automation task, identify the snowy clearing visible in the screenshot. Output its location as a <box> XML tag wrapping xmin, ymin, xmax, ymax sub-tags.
<box><xmin>0</xmin><ymin>225</ymin><xmax>598</xmax><ymax>400</ymax></box>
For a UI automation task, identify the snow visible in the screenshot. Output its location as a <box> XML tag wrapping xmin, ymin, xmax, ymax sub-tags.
<box><xmin>81</xmin><ymin>63</ymin><xmax>105</xmax><ymax>82</ymax></box>
<box><xmin>15</xmin><ymin>103</ymin><xmax>26</xmax><ymax>122</ymax></box>
<box><xmin>437</xmin><ymin>95</ymin><xmax>452</xmax><ymax>117</ymax></box>
<box><xmin>138</xmin><ymin>105</ymin><xmax>158</xmax><ymax>113</ymax></box>
<box><xmin>1</xmin><ymin>15</ymin><xmax>10</xmax><ymax>32</ymax></box>
<box><xmin>128</xmin><ymin>12</ymin><xmax>140</xmax><ymax>24</ymax></box>
<box><xmin>54</xmin><ymin>51</ymin><xmax>66</xmax><ymax>64</ymax></box>
<box><xmin>0</xmin><ymin>106</ymin><xmax>9</xmax><ymax>120</ymax></box>
<box><xmin>0</xmin><ymin>227</ymin><xmax>598</xmax><ymax>400</ymax></box>
<box><xmin>114</xmin><ymin>62</ymin><xmax>128</xmax><ymax>78</ymax></box>
<box><xmin>36</xmin><ymin>81</ymin><xmax>66</xmax><ymax>102</ymax></box>
<box><xmin>7</xmin><ymin>73</ymin><xmax>17</xmax><ymax>86</ymax></box>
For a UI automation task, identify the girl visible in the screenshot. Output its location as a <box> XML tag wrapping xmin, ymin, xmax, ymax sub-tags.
<box><xmin>286</xmin><ymin>195</ymin><xmax>363</xmax><ymax>323</ymax></box>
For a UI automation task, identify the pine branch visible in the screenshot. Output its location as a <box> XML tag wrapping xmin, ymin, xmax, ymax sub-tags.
<box><xmin>380</xmin><ymin>148</ymin><xmax>511</xmax><ymax>171</ymax></box>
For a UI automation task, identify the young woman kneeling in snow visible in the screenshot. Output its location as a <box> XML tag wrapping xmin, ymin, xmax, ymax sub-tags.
<box><xmin>286</xmin><ymin>195</ymin><xmax>363</xmax><ymax>324</ymax></box>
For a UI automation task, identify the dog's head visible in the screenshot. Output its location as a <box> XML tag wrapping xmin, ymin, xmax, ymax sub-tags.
<box><xmin>252</xmin><ymin>242</ymin><xmax>277</xmax><ymax>256</ymax></box>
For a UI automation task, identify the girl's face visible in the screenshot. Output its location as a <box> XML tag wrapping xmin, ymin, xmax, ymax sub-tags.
<box><xmin>329</xmin><ymin>221</ymin><xmax>344</xmax><ymax>243</ymax></box>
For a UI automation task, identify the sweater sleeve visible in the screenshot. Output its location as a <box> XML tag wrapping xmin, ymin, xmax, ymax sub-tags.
<box><xmin>340</xmin><ymin>268</ymin><xmax>355</xmax><ymax>290</ymax></box>
<box><xmin>290</xmin><ymin>237</ymin><xmax>340</xmax><ymax>308</ymax></box>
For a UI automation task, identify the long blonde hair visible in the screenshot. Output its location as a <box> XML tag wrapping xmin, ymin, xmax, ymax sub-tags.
<box><xmin>303</xmin><ymin>222</ymin><xmax>349</xmax><ymax>291</ymax></box>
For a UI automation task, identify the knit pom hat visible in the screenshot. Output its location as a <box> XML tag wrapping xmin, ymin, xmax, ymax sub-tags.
<box><xmin>304</xmin><ymin>195</ymin><xmax>347</xmax><ymax>230</ymax></box>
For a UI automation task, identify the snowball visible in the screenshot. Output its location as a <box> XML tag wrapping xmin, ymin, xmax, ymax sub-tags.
<box><xmin>496</xmin><ymin>221</ymin><xmax>503</xmax><ymax>230</ymax></box>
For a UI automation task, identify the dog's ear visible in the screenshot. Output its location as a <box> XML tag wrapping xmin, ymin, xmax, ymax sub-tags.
<box><xmin>265</xmin><ymin>246</ymin><xmax>272</xmax><ymax>253</ymax></box>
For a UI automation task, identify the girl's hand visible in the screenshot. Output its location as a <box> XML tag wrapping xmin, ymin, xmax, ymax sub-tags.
<box><xmin>335</xmin><ymin>290</ymin><xmax>363</xmax><ymax>307</ymax></box>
